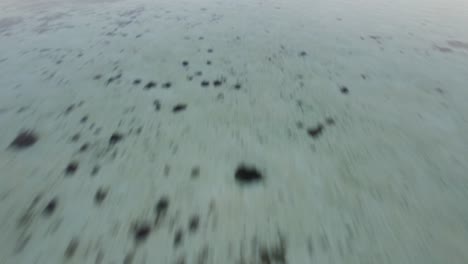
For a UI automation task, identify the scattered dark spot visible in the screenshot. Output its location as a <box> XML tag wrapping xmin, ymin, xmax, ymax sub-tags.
<box><xmin>307</xmin><ymin>124</ymin><xmax>324</xmax><ymax>139</ymax></box>
<box><xmin>91</xmin><ymin>165</ymin><xmax>100</xmax><ymax>176</ymax></box>
<box><xmin>43</xmin><ymin>198</ymin><xmax>57</xmax><ymax>216</ymax></box>
<box><xmin>30</xmin><ymin>194</ymin><xmax>42</xmax><ymax>210</ymax></box>
<box><xmin>155</xmin><ymin>197</ymin><xmax>169</xmax><ymax>215</ymax></box>
<box><xmin>123</xmin><ymin>251</ymin><xmax>135</xmax><ymax>264</ymax></box>
<box><xmin>133</xmin><ymin>79</ymin><xmax>141</xmax><ymax>85</ymax></box>
<box><xmin>93</xmin><ymin>188</ymin><xmax>108</xmax><ymax>205</ymax></box>
<box><xmin>213</xmin><ymin>80</ymin><xmax>222</xmax><ymax>87</ymax></box>
<box><xmin>154</xmin><ymin>196</ymin><xmax>169</xmax><ymax>226</ymax></box>
<box><xmin>93</xmin><ymin>74</ymin><xmax>102</xmax><ymax>80</ymax></box>
<box><xmin>297</xmin><ymin>100</ymin><xmax>304</xmax><ymax>111</ymax></box>
<box><xmin>207</xmin><ymin>48</ymin><xmax>213</xmax><ymax>53</ymax></box>
<box><xmin>208</xmin><ymin>199</ymin><xmax>216</xmax><ymax>214</ymax></box>
<box><xmin>259</xmin><ymin>234</ymin><xmax>287</xmax><ymax>263</ymax></box>
<box><xmin>65</xmin><ymin>161</ymin><xmax>79</xmax><ymax>176</ymax></box>
<box><xmin>206</xmin><ymin>60</ymin><xmax>211</xmax><ymax>65</ymax></box>
<box><xmin>435</xmin><ymin>87</ymin><xmax>444</xmax><ymax>94</ymax></box>
<box><xmin>339</xmin><ymin>86</ymin><xmax>349</xmax><ymax>94</ymax></box>
<box><xmin>201</xmin><ymin>80</ymin><xmax>210</xmax><ymax>87</ymax></box>
<box><xmin>447</xmin><ymin>40</ymin><xmax>468</xmax><ymax>50</ymax></box>
<box><xmin>9</xmin><ymin>130</ymin><xmax>38</xmax><ymax>149</ymax></box>
<box><xmin>65</xmin><ymin>104</ymin><xmax>75</xmax><ymax>114</ymax></box>
<box><xmin>162</xmin><ymin>82</ymin><xmax>172</xmax><ymax>89</ymax></box>
<box><xmin>172</xmin><ymin>104</ymin><xmax>187</xmax><ymax>113</ymax></box>
<box><xmin>234</xmin><ymin>83</ymin><xmax>242</xmax><ymax>90</ymax></box>
<box><xmin>14</xmin><ymin>233</ymin><xmax>31</xmax><ymax>254</ymax></box>
<box><xmin>187</xmin><ymin>76</ymin><xmax>193</xmax><ymax>81</ymax></box>
<box><xmin>133</xmin><ymin>222</ymin><xmax>151</xmax><ymax>243</ymax></box>
<box><xmin>17</xmin><ymin>106</ymin><xmax>28</xmax><ymax>113</ymax></box>
<box><xmin>197</xmin><ymin>245</ymin><xmax>209</xmax><ymax>264</ymax></box>
<box><xmin>195</xmin><ymin>71</ymin><xmax>202</xmax><ymax>76</ymax></box>
<box><xmin>173</xmin><ymin>229</ymin><xmax>183</xmax><ymax>248</ymax></box>
<box><xmin>79</xmin><ymin>143</ymin><xmax>89</xmax><ymax>152</ymax></box>
<box><xmin>56</xmin><ymin>60</ymin><xmax>62</xmax><ymax>64</ymax></box>
<box><xmin>296</xmin><ymin>121</ymin><xmax>304</xmax><ymax>129</ymax></box>
<box><xmin>106</xmin><ymin>73</ymin><xmax>122</xmax><ymax>86</ymax></box>
<box><xmin>153</xmin><ymin>100</ymin><xmax>161</xmax><ymax>111</ymax></box>
<box><xmin>164</xmin><ymin>164</ymin><xmax>170</xmax><ymax>177</ymax></box>
<box><xmin>307</xmin><ymin>238</ymin><xmax>314</xmax><ymax>257</ymax></box>
<box><xmin>182</xmin><ymin>61</ymin><xmax>189</xmax><ymax>66</ymax></box>
<box><xmin>95</xmin><ymin>250</ymin><xmax>104</xmax><ymax>264</ymax></box>
<box><xmin>109</xmin><ymin>132</ymin><xmax>124</xmax><ymax>145</ymax></box>
<box><xmin>361</xmin><ymin>74</ymin><xmax>367</xmax><ymax>80</ymax></box>
<box><xmin>433</xmin><ymin>45</ymin><xmax>453</xmax><ymax>53</ymax></box>
<box><xmin>299</xmin><ymin>51</ymin><xmax>307</xmax><ymax>56</ymax></box>
<box><xmin>135</xmin><ymin>126</ymin><xmax>143</xmax><ymax>134</ymax></box>
<box><xmin>168</xmin><ymin>216</ymin><xmax>177</xmax><ymax>232</ymax></box>
<box><xmin>71</xmin><ymin>133</ymin><xmax>80</xmax><ymax>142</ymax></box>
<box><xmin>17</xmin><ymin>209</ymin><xmax>33</xmax><ymax>228</ymax></box>
<box><xmin>64</xmin><ymin>238</ymin><xmax>79</xmax><ymax>259</ymax></box>
<box><xmin>80</xmin><ymin>115</ymin><xmax>88</xmax><ymax>123</ymax></box>
<box><xmin>191</xmin><ymin>166</ymin><xmax>200</xmax><ymax>178</ymax></box>
<box><xmin>260</xmin><ymin>248</ymin><xmax>271</xmax><ymax>264</ymax></box>
<box><xmin>188</xmin><ymin>215</ymin><xmax>199</xmax><ymax>233</ymax></box>
<box><xmin>216</xmin><ymin>93</ymin><xmax>224</xmax><ymax>100</ymax></box>
<box><xmin>144</xmin><ymin>81</ymin><xmax>157</xmax><ymax>90</ymax></box>
<box><xmin>325</xmin><ymin>117</ymin><xmax>335</xmax><ymax>125</ymax></box>
<box><xmin>199</xmin><ymin>36</ymin><xmax>204</xmax><ymax>40</ymax></box>
<box><xmin>235</xmin><ymin>164</ymin><xmax>264</xmax><ymax>184</ymax></box>
<box><xmin>271</xmin><ymin>236</ymin><xmax>287</xmax><ymax>262</ymax></box>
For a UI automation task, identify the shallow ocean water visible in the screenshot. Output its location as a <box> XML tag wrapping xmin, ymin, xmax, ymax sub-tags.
<box><xmin>1</xmin><ymin>0</ymin><xmax>468</xmax><ymax>263</ymax></box>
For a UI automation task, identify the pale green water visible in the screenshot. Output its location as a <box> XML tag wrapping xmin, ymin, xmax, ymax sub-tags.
<box><xmin>1</xmin><ymin>0</ymin><xmax>468</xmax><ymax>263</ymax></box>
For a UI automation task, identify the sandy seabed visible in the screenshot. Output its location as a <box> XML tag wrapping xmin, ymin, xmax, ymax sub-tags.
<box><xmin>1</xmin><ymin>0</ymin><xmax>468</xmax><ymax>263</ymax></box>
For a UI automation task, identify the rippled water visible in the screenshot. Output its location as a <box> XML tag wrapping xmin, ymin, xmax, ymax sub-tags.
<box><xmin>1</xmin><ymin>0</ymin><xmax>468</xmax><ymax>263</ymax></box>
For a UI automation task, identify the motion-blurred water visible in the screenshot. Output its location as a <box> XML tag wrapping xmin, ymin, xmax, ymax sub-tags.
<box><xmin>1</xmin><ymin>0</ymin><xmax>468</xmax><ymax>263</ymax></box>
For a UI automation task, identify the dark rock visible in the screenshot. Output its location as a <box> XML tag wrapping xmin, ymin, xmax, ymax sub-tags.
<box><xmin>235</xmin><ymin>165</ymin><xmax>264</xmax><ymax>184</ymax></box>
<box><xmin>9</xmin><ymin>130</ymin><xmax>38</xmax><ymax>149</ymax></box>
<box><xmin>109</xmin><ymin>133</ymin><xmax>124</xmax><ymax>145</ymax></box>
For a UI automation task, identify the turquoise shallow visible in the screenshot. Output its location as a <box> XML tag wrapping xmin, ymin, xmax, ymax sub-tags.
<box><xmin>1</xmin><ymin>0</ymin><xmax>468</xmax><ymax>263</ymax></box>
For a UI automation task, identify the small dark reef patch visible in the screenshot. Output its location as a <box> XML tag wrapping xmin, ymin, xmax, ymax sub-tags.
<box><xmin>307</xmin><ymin>123</ymin><xmax>324</xmax><ymax>138</ymax></box>
<box><xmin>9</xmin><ymin>130</ymin><xmax>38</xmax><ymax>149</ymax></box>
<box><xmin>235</xmin><ymin>164</ymin><xmax>264</xmax><ymax>184</ymax></box>
<box><xmin>172</xmin><ymin>104</ymin><xmax>187</xmax><ymax>113</ymax></box>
